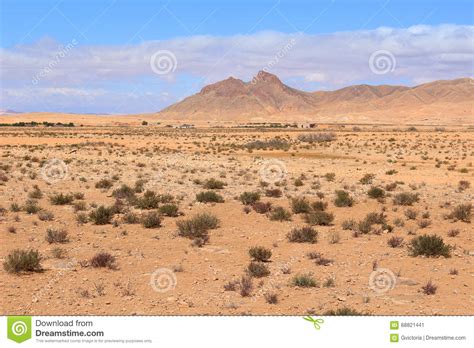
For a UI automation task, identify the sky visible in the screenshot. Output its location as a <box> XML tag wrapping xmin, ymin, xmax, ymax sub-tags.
<box><xmin>0</xmin><ymin>0</ymin><xmax>473</xmax><ymax>114</ymax></box>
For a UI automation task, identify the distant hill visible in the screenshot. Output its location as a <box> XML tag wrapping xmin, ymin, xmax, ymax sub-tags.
<box><xmin>158</xmin><ymin>71</ymin><xmax>474</xmax><ymax>124</ymax></box>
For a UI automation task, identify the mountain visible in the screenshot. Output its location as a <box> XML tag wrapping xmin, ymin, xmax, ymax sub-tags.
<box><xmin>158</xmin><ymin>72</ymin><xmax>474</xmax><ymax>124</ymax></box>
<box><xmin>0</xmin><ymin>109</ymin><xmax>21</xmax><ymax>115</ymax></box>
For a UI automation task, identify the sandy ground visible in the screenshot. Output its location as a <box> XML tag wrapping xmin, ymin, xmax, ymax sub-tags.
<box><xmin>0</xmin><ymin>125</ymin><xmax>473</xmax><ymax>315</ymax></box>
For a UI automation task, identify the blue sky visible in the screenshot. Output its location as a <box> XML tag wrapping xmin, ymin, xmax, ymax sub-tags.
<box><xmin>1</xmin><ymin>0</ymin><xmax>473</xmax><ymax>113</ymax></box>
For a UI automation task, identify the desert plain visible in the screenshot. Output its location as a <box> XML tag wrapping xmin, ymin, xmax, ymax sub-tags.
<box><xmin>0</xmin><ymin>123</ymin><xmax>473</xmax><ymax>316</ymax></box>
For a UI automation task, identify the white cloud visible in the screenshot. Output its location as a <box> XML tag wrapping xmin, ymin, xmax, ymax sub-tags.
<box><xmin>1</xmin><ymin>24</ymin><xmax>473</xmax><ymax>112</ymax></box>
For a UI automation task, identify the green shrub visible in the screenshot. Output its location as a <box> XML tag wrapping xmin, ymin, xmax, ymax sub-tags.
<box><xmin>448</xmin><ymin>203</ymin><xmax>471</xmax><ymax>223</ymax></box>
<box><xmin>123</xmin><ymin>211</ymin><xmax>140</xmax><ymax>224</ymax></box>
<box><xmin>196</xmin><ymin>191</ymin><xmax>224</xmax><ymax>203</ymax></box>
<box><xmin>393</xmin><ymin>192</ymin><xmax>419</xmax><ymax>206</ymax></box>
<box><xmin>304</xmin><ymin>211</ymin><xmax>334</xmax><ymax>226</ymax></box>
<box><xmin>141</xmin><ymin>211</ymin><xmax>162</xmax><ymax>228</ymax></box>
<box><xmin>287</xmin><ymin>226</ymin><xmax>317</xmax><ymax>243</ymax></box>
<box><xmin>45</xmin><ymin>228</ymin><xmax>69</xmax><ymax>243</ymax></box>
<box><xmin>95</xmin><ymin>178</ymin><xmax>113</xmax><ymax>189</ymax></box>
<box><xmin>408</xmin><ymin>234</ymin><xmax>451</xmax><ymax>257</ymax></box>
<box><xmin>49</xmin><ymin>193</ymin><xmax>74</xmax><ymax>205</ymax></box>
<box><xmin>112</xmin><ymin>184</ymin><xmax>136</xmax><ymax>201</ymax></box>
<box><xmin>367</xmin><ymin>186</ymin><xmax>385</xmax><ymax>199</ymax></box>
<box><xmin>176</xmin><ymin>213</ymin><xmax>220</xmax><ymax>245</ymax></box>
<box><xmin>292</xmin><ymin>273</ymin><xmax>318</xmax><ymax>287</ymax></box>
<box><xmin>89</xmin><ymin>205</ymin><xmax>114</xmax><ymax>225</ymax></box>
<box><xmin>90</xmin><ymin>252</ymin><xmax>117</xmax><ymax>269</ymax></box>
<box><xmin>3</xmin><ymin>249</ymin><xmax>42</xmax><ymax>273</ymax></box>
<box><xmin>23</xmin><ymin>199</ymin><xmax>41</xmax><ymax>214</ymax></box>
<box><xmin>158</xmin><ymin>203</ymin><xmax>180</xmax><ymax>217</ymax></box>
<box><xmin>359</xmin><ymin>173</ymin><xmax>375</xmax><ymax>185</ymax></box>
<box><xmin>240</xmin><ymin>191</ymin><xmax>260</xmax><ymax>205</ymax></box>
<box><xmin>291</xmin><ymin>197</ymin><xmax>311</xmax><ymax>214</ymax></box>
<box><xmin>268</xmin><ymin>206</ymin><xmax>292</xmax><ymax>221</ymax></box>
<box><xmin>249</xmin><ymin>246</ymin><xmax>272</xmax><ymax>262</ymax></box>
<box><xmin>247</xmin><ymin>261</ymin><xmax>270</xmax><ymax>277</ymax></box>
<box><xmin>311</xmin><ymin>201</ymin><xmax>328</xmax><ymax>211</ymax></box>
<box><xmin>203</xmin><ymin>178</ymin><xmax>226</xmax><ymax>189</ymax></box>
<box><xmin>334</xmin><ymin>190</ymin><xmax>354</xmax><ymax>207</ymax></box>
<box><xmin>135</xmin><ymin>190</ymin><xmax>160</xmax><ymax>209</ymax></box>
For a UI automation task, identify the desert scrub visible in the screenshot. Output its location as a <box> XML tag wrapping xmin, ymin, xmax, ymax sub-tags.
<box><xmin>265</xmin><ymin>188</ymin><xmax>282</xmax><ymax>197</ymax></box>
<box><xmin>89</xmin><ymin>205</ymin><xmax>114</xmax><ymax>225</ymax></box>
<box><xmin>90</xmin><ymin>252</ymin><xmax>117</xmax><ymax>269</ymax></box>
<box><xmin>49</xmin><ymin>193</ymin><xmax>74</xmax><ymax>205</ymax></box>
<box><xmin>393</xmin><ymin>192</ymin><xmax>419</xmax><ymax>206</ymax></box>
<box><xmin>248</xmin><ymin>246</ymin><xmax>272</xmax><ymax>262</ymax></box>
<box><xmin>290</xmin><ymin>197</ymin><xmax>312</xmax><ymax>214</ymax></box>
<box><xmin>408</xmin><ymin>234</ymin><xmax>451</xmax><ymax>257</ymax></box>
<box><xmin>3</xmin><ymin>249</ymin><xmax>42</xmax><ymax>273</ymax></box>
<box><xmin>311</xmin><ymin>200</ymin><xmax>328</xmax><ymax>211</ymax></box>
<box><xmin>122</xmin><ymin>211</ymin><xmax>140</xmax><ymax>224</ymax></box>
<box><xmin>367</xmin><ymin>186</ymin><xmax>385</xmax><ymax>199</ymax></box>
<box><xmin>135</xmin><ymin>190</ymin><xmax>160</xmax><ymax>209</ymax></box>
<box><xmin>247</xmin><ymin>261</ymin><xmax>270</xmax><ymax>277</ymax></box>
<box><xmin>196</xmin><ymin>191</ymin><xmax>224</xmax><ymax>203</ymax></box>
<box><xmin>95</xmin><ymin>178</ymin><xmax>114</xmax><ymax>190</ymax></box>
<box><xmin>304</xmin><ymin>211</ymin><xmax>334</xmax><ymax>226</ymax></box>
<box><xmin>251</xmin><ymin>201</ymin><xmax>272</xmax><ymax>214</ymax></box>
<box><xmin>387</xmin><ymin>236</ymin><xmax>404</xmax><ymax>248</ymax></box>
<box><xmin>287</xmin><ymin>226</ymin><xmax>318</xmax><ymax>243</ymax></box>
<box><xmin>141</xmin><ymin>211</ymin><xmax>162</xmax><ymax>228</ymax></box>
<box><xmin>38</xmin><ymin>210</ymin><xmax>54</xmax><ymax>221</ymax></box>
<box><xmin>297</xmin><ymin>132</ymin><xmax>336</xmax><ymax>143</ymax></box>
<box><xmin>334</xmin><ymin>190</ymin><xmax>354</xmax><ymax>207</ymax></box>
<box><xmin>292</xmin><ymin>273</ymin><xmax>318</xmax><ymax>287</ymax></box>
<box><xmin>447</xmin><ymin>203</ymin><xmax>471</xmax><ymax>223</ymax></box>
<box><xmin>359</xmin><ymin>173</ymin><xmax>375</xmax><ymax>185</ymax></box>
<box><xmin>203</xmin><ymin>178</ymin><xmax>226</xmax><ymax>189</ymax></box>
<box><xmin>176</xmin><ymin>212</ymin><xmax>220</xmax><ymax>245</ymax></box>
<box><xmin>268</xmin><ymin>206</ymin><xmax>292</xmax><ymax>221</ymax></box>
<box><xmin>239</xmin><ymin>191</ymin><xmax>260</xmax><ymax>205</ymax></box>
<box><xmin>158</xmin><ymin>203</ymin><xmax>180</xmax><ymax>217</ymax></box>
<box><xmin>112</xmin><ymin>184</ymin><xmax>137</xmax><ymax>201</ymax></box>
<box><xmin>45</xmin><ymin>228</ymin><xmax>69</xmax><ymax>243</ymax></box>
<box><xmin>324</xmin><ymin>307</ymin><xmax>363</xmax><ymax>316</ymax></box>
<box><xmin>23</xmin><ymin>199</ymin><xmax>41</xmax><ymax>214</ymax></box>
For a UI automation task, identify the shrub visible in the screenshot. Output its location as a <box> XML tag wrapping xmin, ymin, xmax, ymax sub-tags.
<box><xmin>458</xmin><ymin>180</ymin><xmax>470</xmax><ymax>191</ymax></box>
<box><xmin>393</xmin><ymin>192</ymin><xmax>419</xmax><ymax>206</ymax></box>
<box><xmin>404</xmin><ymin>209</ymin><xmax>418</xmax><ymax>220</ymax></box>
<box><xmin>421</xmin><ymin>280</ymin><xmax>437</xmax><ymax>295</ymax></box>
<box><xmin>90</xmin><ymin>252</ymin><xmax>117</xmax><ymax>269</ymax></box>
<box><xmin>240</xmin><ymin>191</ymin><xmax>260</xmax><ymax>205</ymax></box>
<box><xmin>368</xmin><ymin>186</ymin><xmax>385</xmax><ymax>199</ymax></box>
<box><xmin>28</xmin><ymin>186</ymin><xmax>43</xmax><ymax>199</ymax></box>
<box><xmin>291</xmin><ymin>197</ymin><xmax>312</xmax><ymax>214</ymax></box>
<box><xmin>360</xmin><ymin>173</ymin><xmax>375</xmax><ymax>185</ymax></box>
<box><xmin>327</xmin><ymin>230</ymin><xmax>340</xmax><ymax>244</ymax></box>
<box><xmin>196</xmin><ymin>191</ymin><xmax>224</xmax><ymax>203</ymax></box>
<box><xmin>73</xmin><ymin>201</ymin><xmax>87</xmax><ymax>212</ymax></box>
<box><xmin>49</xmin><ymin>193</ymin><xmax>74</xmax><ymax>205</ymax></box>
<box><xmin>264</xmin><ymin>292</ymin><xmax>278</xmax><ymax>304</ymax></box>
<box><xmin>203</xmin><ymin>178</ymin><xmax>226</xmax><ymax>189</ymax></box>
<box><xmin>123</xmin><ymin>211</ymin><xmax>140</xmax><ymax>224</ymax></box>
<box><xmin>141</xmin><ymin>211</ymin><xmax>162</xmax><ymax>228</ymax></box>
<box><xmin>297</xmin><ymin>132</ymin><xmax>336</xmax><ymax>143</ymax></box>
<box><xmin>95</xmin><ymin>178</ymin><xmax>113</xmax><ymax>189</ymax></box>
<box><xmin>265</xmin><ymin>188</ymin><xmax>282</xmax><ymax>197</ymax></box>
<box><xmin>304</xmin><ymin>211</ymin><xmax>334</xmax><ymax>226</ymax></box>
<box><xmin>239</xmin><ymin>275</ymin><xmax>253</xmax><ymax>297</ymax></box>
<box><xmin>447</xmin><ymin>203</ymin><xmax>471</xmax><ymax>223</ymax></box>
<box><xmin>158</xmin><ymin>203</ymin><xmax>180</xmax><ymax>217</ymax></box>
<box><xmin>38</xmin><ymin>210</ymin><xmax>54</xmax><ymax>221</ymax></box>
<box><xmin>418</xmin><ymin>219</ymin><xmax>431</xmax><ymax>228</ymax></box>
<box><xmin>112</xmin><ymin>184</ymin><xmax>136</xmax><ymax>201</ymax></box>
<box><xmin>3</xmin><ymin>249</ymin><xmax>42</xmax><ymax>273</ymax></box>
<box><xmin>89</xmin><ymin>205</ymin><xmax>114</xmax><ymax>225</ymax></box>
<box><xmin>251</xmin><ymin>201</ymin><xmax>272</xmax><ymax>214</ymax></box>
<box><xmin>23</xmin><ymin>199</ymin><xmax>40</xmax><ymax>214</ymax></box>
<box><xmin>176</xmin><ymin>213</ymin><xmax>219</xmax><ymax>244</ymax></box>
<box><xmin>135</xmin><ymin>190</ymin><xmax>160</xmax><ymax>209</ymax></box>
<box><xmin>334</xmin><ymin>190</ymin><xmax>354</xmax><ymax>207</ymax></box>
<box><xmin>292</xmin><ymin>273</ymin><xmax>318</xmax><ymax>287</ymax></box>
<box><xmin>311</xmin><ymin>200</ymin><xmax>328</xmax><ymax>211</ymax></box>
<box><xmin>387</xmin><ymin>236</ymin><xmax>404</xmax><ymax>248</ymax></box>
<box><xmin>247</xmin><ymin>261</ymin><xmax>270</xmax><ymax>277</ymax></box>
<box><xmin>249</xmin><ymin>246</ymin><xmax>272</xmax><ymax>262</ymax></box>
<box><xmin>45</xmin><ymin>228</ymin><xmax>69</xmax><ymax>244</ymax></box>
<box><xmin>268</xmin><ymin>206</ymin><xmax>292</xmax><ymax>221</ymax></box>
<box><xmin>342</xmin><ymin>219</ymin><xmax>356</xmax><ymax>230</ymax></box>
<box><xmin>408</xmin><ymin>234</ymin><xmax>451</xmax><ymax>257</ymax></box>
<box><xmin>287</xmin><ymin>226</ymin><xmax>317</xmax><ymax>243</ymax></box>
